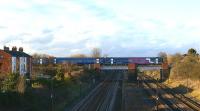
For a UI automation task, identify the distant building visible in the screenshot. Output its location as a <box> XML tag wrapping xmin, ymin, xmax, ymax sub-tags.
<box><xmin>0</xmin><ymin>46</ymin><xmax>32</xmax><ymax>77</ymax></box>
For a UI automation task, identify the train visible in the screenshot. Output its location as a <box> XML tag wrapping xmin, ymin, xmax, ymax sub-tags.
<box><xmin>33</xmin><ymin>57</ymin><xmax>163</xmax><ymax>65</ymax></box>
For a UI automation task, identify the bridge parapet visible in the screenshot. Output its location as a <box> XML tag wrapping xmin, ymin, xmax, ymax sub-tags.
<box><xmin>93</xmin><ymin>63</ymin><xmax>100</xmax><ymax>70</ymax></box>
<box><xmin>161</xmin><ymin>63</ymin><xmax>168</xmax><ymax>69</ymax></box>
<box><xmin>160</xmin><ymin>62</ymin><xmax>170</xmax><ymax>82</ymax></box>
<box><xmin>128</xmin><ymin>63</ymin><xmax>136</xmax><ymax>70</ymax></box>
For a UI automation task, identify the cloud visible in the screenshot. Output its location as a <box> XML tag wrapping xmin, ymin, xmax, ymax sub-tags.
<box><xmin>1</xmin><ymin>0</ymin><xmax>200</xmax><ymax>56</ymax></box>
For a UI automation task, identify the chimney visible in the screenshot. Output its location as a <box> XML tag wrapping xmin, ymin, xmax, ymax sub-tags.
<box><xmin>19</xmin><ymin>47</ymin><xmax>23</xmax><ymax>52</ymax></box>
<box><xmin>12</xmin><ymin>46</ymin><xmax>17</xmax><ymax>51</ymax></box>
<box><xmin>3</xmin><ymin>46</ymin><xmax>9</xmax><ymax>51</ymax></box>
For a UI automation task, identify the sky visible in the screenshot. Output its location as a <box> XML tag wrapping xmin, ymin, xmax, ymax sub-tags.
<box><xmin>1</xmin><ymin>0</ymin><xmax>200</xmax><ymax>57</ymax></box>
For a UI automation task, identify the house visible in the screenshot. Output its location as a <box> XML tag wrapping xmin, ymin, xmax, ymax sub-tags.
<box><xmin>0</xmin><ymin>46</ymin><xmax>32</xmax><ymax>77</ymax></box>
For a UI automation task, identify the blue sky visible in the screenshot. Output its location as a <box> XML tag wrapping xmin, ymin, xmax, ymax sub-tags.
<box><xmin>0</xmin><ymin>0</ymin><xmax>200</xmax><ymax>57</ymax></box>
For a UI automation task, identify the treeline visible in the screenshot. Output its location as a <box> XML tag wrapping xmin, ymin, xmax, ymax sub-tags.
<box><xmin>31</xmin><ymin>47</ymin><xmax>104</xmax><ymax>77</ymax></box>
<box><xmin>161</xmin><ymin>48</ymin><xmax>200</xmax><ymax>80</ymax></box>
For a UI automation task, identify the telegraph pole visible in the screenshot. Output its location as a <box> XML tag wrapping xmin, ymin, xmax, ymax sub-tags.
<box><xmin>51</xmin><ymin>78</ymin><xmax>54</xmax><ymax>111</ymax></box>
<box><xmin>156</xmin><ymin>78</ymin><xmax>159</xmax><ymax>111</ymax></box>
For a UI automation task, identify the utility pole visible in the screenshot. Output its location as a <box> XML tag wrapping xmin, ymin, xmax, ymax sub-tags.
<box><xmin>186</xmin><ymin>72</ymin><xmax>189</xmax><ymax>94</ymax></box>
<box><xmin>51</xmin><ymin>78</ymin><xmax>54</xmax><ymax>111</ymax></box>
<box><xmin>80</xmin><ymin>81</ymin><xmax>82</xmax><ymax>98</ymax></box>
<box><xmin>156</xmin><ymin>78</ymin><xmax>159</xmax><ymax>111</ymax></box>
<box><xmin>198</xmin><ymin>76</ymin><xmax>200</xmax><ymax>88</ymax></box>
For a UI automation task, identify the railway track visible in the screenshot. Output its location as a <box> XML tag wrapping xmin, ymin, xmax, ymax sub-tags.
<box><xmin>70</xmin><ymin>73</ymin><xmax>122</xmax><ymax>111</ymax></box>
<box><xmin>140</xmin><ymin>75</ymin><xmax>200</xmax><ymax>111</ymax></box>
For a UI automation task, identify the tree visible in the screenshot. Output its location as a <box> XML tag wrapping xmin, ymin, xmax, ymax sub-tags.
<box><xmin>103</xmin><ymin>54</ymin><xmax>109</xmax><ymax>57</ymax></box>
<box><xmin>16</xmin><ymin>76</ymin><xmax>26</xmax><ymax>93</ymax></box>
<box><xmin>158</xmin><ymin>52</ymin><xmax>168</xmax><ymax>63</ymax></box>
<box><xmin>32</xmin><ymin>53</ymin><xmax>51</xmax><ymax>58</ymax></box>
<box><xmin>1</xmin><ymin>73</ymin><xmax>19</xmax><ymax>92</ymax></box>
<box><xmin>55</xmin><ymin>65</ymin><xmax>64</xmax><ymax>81</ymax></box>
<box><xmin>91</xmin><ymin>48</ymin><xmax>101</xmax><ymax>58</ymax></box>
<box><xmin>168</xmin><ymin>53</ymin><xmax>183</xmax><ymax>65</ymax></box>
<box><xmin>32</xmin><ymin>53</ymin><xmax>52</xmax><ymax>65</ymax></box>
<box><xmin>188</xmin><ymin>48</ymin><xmax>197</xmax><ymax>56</ymax></box>
<box><xmin>70</xmin><ymin>54</ymin><xmax>87</xmax><ymax>58</ymax></box>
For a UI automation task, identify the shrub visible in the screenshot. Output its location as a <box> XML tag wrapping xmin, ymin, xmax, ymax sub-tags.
<box><xmin>1</xmin><ymin>73</ymin><xmax>19</xmax><ymax>92</ymax></box>
<box><xmin>55</xmin><ymin>65</ymin><xmax>64</xmax><ymax>81</ymax></box>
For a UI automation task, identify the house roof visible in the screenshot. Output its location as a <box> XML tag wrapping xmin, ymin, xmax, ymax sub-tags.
<box><xmin>3</xmin><ymin>50</ymin><xmax>31</xmax><ymax>57</ymax></box>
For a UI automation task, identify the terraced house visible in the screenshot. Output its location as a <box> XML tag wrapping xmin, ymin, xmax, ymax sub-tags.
<box><xmin>0</xmin><ymin>46</ymin><xmax>32</xmax><ymax>77</ymax></box>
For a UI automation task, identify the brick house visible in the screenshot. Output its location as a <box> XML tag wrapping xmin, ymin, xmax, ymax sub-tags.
<box><xmin>0</xmin><ymin>46</ymin><xmax>32</xmax><ymax>77</ymax></box>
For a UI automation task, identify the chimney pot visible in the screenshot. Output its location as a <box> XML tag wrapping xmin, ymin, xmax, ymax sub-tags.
<box><xmin>12</xmin><ymin>46</ymin><xmax>17</xmax><ymax>51</ymax></box>
<box><xmin>3</xmin><ymin>46</ymin><xmax>9</xmax><ymax>51</ymax></box>
<box><xmin>19</xmin><ymin>47</ymin><xmax>23</xmax><ymax>52</ymax></box>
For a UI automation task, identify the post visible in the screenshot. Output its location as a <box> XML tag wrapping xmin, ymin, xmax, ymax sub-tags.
<box><xmin>156</xmin><ymin>78</ymin><xmax>159</xmax><ymax>111</ymax></box>
<box><xmin>92</xmin><ymin>76</ymin><xmax>95</xmax><ymax>88</ymax></box>
<box><xmin>198</xmin><ymin>76</ymin><xmax>200</xmax><ymax>88</ymax></box>
<box><xmin>121</xmin><ymin>72</ymin><xmax>125</xmax><ymax>111</ymax></box>
<box><xmin>51</xmin><ymin>78</ymin><xmax>54</xmax><ymax>111</ymax></box>
<box><xmin>161</xmin><ymin>69</ymin><xmax>163</xmax><ymax>81</ymax></box>
<box><xmin>26</xmin><ymin>78</ymin><xmax>31</xmax><ymax>89</ymax></box>
<box><xmin>168</xmin><ymin>75</ymin><xmax>170</xmax><ymax>84</ymax></box>
<box><xmin>186</xmin><ymin>72</ymin><xmax>189</xmax><ymax>93</ymax></box>
<box><xmin>80</xmin><ymin>81</ymin><xmax>82</xmax><ymax>98</ymax></box>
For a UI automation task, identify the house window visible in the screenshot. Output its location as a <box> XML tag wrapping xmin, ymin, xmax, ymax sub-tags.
<box><xmin>24</xmin><ymin>64</ymin><xmax>25</xmax><ymax>72</ymax></box>
<box><xmin>0</xmin><ymin>55</ymin><xmax>3</xmax><ymax>59</ymax></box>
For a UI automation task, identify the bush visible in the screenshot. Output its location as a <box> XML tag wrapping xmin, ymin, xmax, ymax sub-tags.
<box><xmin>1</xmin><ymin>73</ymin><xmax>19</xmax><ymax>92</ymax></box>
<box><xmin>55</xmin><ymin>65</ymin><xmax>64</xmax><ymax>81</ymax></box>
<box><xmin>169</xmin><ymin>48</ymin><xmax>200</xmax><ymax>80</ymax></box>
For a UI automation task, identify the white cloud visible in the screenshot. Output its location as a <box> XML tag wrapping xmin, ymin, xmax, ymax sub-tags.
<box><xmin>1</xmin><ymin>0</ymin><xmax>200</xmax><ymax>56</ymax></box>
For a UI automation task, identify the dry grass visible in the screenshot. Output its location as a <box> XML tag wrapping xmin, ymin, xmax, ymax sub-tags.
<box><xmin>165</xmin><ymin>78</ymin><xmax>200</xmax><ymax>100</ymax></box>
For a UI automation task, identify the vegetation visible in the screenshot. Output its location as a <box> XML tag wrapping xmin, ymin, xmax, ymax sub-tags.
<box><xmin>144</xmin><ymin>48</ymin><xmax>200</xmax><ymax>81</ymax></box>
<box><xmin>158</xmin><ymin>52</ymin><xmax>168</xmax><ymax>63</ymax></box>
<box><xmin>0</xmin><ymin>63</ymin><xmax>106</xmax><ymax>111</ymax></box>
<box><xmin>4</xmin><ymin>47</ymin><xmax>200</xmax><ymax>110</ymax></box>
<box><xmin>70</xmin><ymin>53</ymin><xmax>87</xmax><ymax>58</ymax></box>
<box><xmin>169</xmin><ymin>48</ymin><xmax>200</xmax><ymax>80</ymax></box>
<box><xmin>1</xmin><ymin>73</ymin><xmax>19</xmax><ymax>92</ymax></box>
<box><xmin>91</xmin><ymin>47</ymin><xmax>102</xmax><ymax>57</ymax></box>
<box><xmin>55</xmin><ymin>65</ymin><xmax>64</xmax><ymax>81</ymax></box>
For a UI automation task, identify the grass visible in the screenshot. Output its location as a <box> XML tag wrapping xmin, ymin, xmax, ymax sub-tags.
<box><xmin>165</xmin><ymin>78</ymin><xmax>200</xmax><ymax>100</ymax></box>
<box><xmin>143</xmin><ymin>71</ymin><xmax>200</xmax><ymax>100</ymax></box>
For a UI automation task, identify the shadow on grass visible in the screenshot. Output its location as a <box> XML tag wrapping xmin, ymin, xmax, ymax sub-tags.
<box><xmin>171</xmin><ymin>84</ymin><xmax>193</xmax><ymax>94</ymax></box>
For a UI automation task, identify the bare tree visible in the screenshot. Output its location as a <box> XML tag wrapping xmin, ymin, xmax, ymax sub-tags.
<box><xmin>70</xmin><ymin>54</ymin><xmax>87</xmax><ymax>58</ymax></box>
<box><xmin>32</xmin><ymin>53</ymin><xmax>50</xmax><ymax>58</ymax></box>
<box><xmin>188</xmin><ymin>48</ymin><xmax>197</xmax><ymax>56</ymax></box>
<box><xmin>158</xmin><ymin>52</ymin><xmax>168</xmax><ymax>63</ymax></box>
<box><xmin>91</xmin><ymin>48</ymin><xmax>101</xmax><ymax>58</ymax></box>
<box><xmin>103</xmin><ymin>54</ymin><xmax>109</xmax><ymax>57</ymax></box>
<box><xmin>168</xmin><ymin>53</ymin><xmax>183</xmax><ymax>65</ymax></box>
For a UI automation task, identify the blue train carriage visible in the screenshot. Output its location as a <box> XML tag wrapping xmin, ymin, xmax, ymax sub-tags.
<box><xmin>54</xmin><ymin>57</ymin><xmax>97</xmax><ymax>64</ymax></box>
